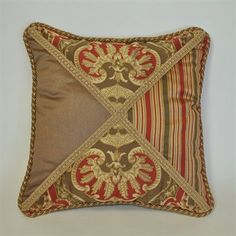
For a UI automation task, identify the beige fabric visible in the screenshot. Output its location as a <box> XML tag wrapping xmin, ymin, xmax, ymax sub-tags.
<box><xmin>23</xmin><ymin>37</ymin><xmax>110</xmax><ymax>199</ymax></box>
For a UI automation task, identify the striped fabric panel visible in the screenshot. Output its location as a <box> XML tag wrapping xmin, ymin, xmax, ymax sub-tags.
<box><xmin>131</xmin><ymin>37</ymin><xmax>208</xmax><ymax>201</ymax></box>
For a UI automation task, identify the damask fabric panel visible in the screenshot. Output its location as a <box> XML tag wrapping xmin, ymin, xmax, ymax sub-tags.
<box><xmin>18</xmin><ymin>22</ymin><xmax>214</xmax><ymax>217</ymax></box>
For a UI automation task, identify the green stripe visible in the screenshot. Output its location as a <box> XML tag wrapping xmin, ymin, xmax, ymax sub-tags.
<box><xmin>127</xmin><ymin>108</ymin><xmax>133</xmax><ymax>123</ymax></box>
<box><xmin>162</xmin><ymin>75</ymin><xmax>170</xmax><ymax>160</ymax></box>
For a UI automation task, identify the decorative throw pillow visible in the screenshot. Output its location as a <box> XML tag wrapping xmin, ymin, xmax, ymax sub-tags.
<box><xmin>18</xmin><ymin>22</ymin><xmax>214</xmax><ymax>217</ymax></box>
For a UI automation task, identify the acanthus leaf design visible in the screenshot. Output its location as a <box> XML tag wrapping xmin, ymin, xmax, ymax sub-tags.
<box><xmin>71</xmin><ymin>147</ymin><xmax>161</xmax><ymax>202</ymax></box>
<box><xmin>74</xmin><ymin>42</ymin><xmax>160</xmax><ymax>86</ymax></box>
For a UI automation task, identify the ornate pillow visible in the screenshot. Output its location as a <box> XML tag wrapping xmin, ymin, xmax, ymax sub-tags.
<box><xmin>18</xmin><ymin>22</ymin><xmax>214</xmax><ymax>217</ymax></box>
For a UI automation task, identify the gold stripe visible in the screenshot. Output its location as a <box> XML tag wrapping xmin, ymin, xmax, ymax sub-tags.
<box><xmin>167</xmin><ymin>69</ymin><xmax>174</xmax><ymax>166</ymax></box>
<box><xmin>159</xmin><ymin>81</ymin><xmax>165</xmax><ymax>153</ymax></box>
<box><xmin>173</xmin><ymin>65</ymin><xmax>182</xmax><ymax>172</ymax></box>
<box><xmin>20</xmin><ymin>27</ymin><xmax>208</xmax><ymax>212</ymax></box>
<box><xmin>186</xmin><ymin>52</ymin><xmax>194</xmax><ymax>186</ymax></box>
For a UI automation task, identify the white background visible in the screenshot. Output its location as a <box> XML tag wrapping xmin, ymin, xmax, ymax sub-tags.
<box><xmin>0</xmin><ymin>0</ymin><xmax>235</xmax><ymax>235</ymax></box>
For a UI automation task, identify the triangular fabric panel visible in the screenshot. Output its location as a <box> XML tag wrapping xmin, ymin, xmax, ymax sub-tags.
<box><xmin>21</xmin><ymin>36</ymin><xmax>110</xmax><ymax>201</ymax></box>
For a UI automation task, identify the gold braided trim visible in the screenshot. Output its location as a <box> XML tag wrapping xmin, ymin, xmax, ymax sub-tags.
<box><xmin>197</xmin><ymin>35</ymin><xmax>215</xmax><ymax>209</ymax></box>
<box><xmin>26</xmin><ymin>21</ymin><xmax>205</xmax><ymax>43</ymax></box>
<box><xmin>19</xmin><ymin>24</ymin><xmax>210</xmax><ymax>214</ymax></box>
<box><xmin>24</xmin><ymin>200</ymin><xmax>209</xmax><ymax>218</ymax></box>
<box><xmin>18</xmin><ymin>29</ymin><xmax>37</xmax><ymax>206</ymax></box>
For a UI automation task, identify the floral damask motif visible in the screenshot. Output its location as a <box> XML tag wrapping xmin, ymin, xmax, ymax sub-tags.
<box><xmin>74</xmin><ymin>42</ymin><xmax>160</xmax><ymax>86</ymax></box>
<box><xmin>70</xmin><ymin>124</ymin><xmax>161</xmax><ymax>202</ymax></box>
<box><xmin>72</xmin><ymin>42</ymin><xmax>161</xmax><ymax>108</ymax></box>
<box><xmin>71</xmin><ymin>147</ymin><xmax>161</xmax><ymax>202</ymax></box>
<box><xmin>41</xmin><ymin>30</ymin><xmax>162</xmax><ymax>109</ymax></box>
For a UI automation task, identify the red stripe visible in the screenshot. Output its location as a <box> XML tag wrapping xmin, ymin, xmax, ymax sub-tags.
<box><xmin>48</xmin><ymin>185</ymin><xmax>57</xmax><ymax>202</ymax></box>
<box><xmin>52</xmin><ymin>36</ymin><xmax>61</xmax><ymax>47</ymax></box>
<box><xmin>170</xmin><ymin>69</ymin><xmax>176</xmax><ymax>166</ymax></box>
<box><xmin>140</xmin><ymin>98</ymin><xmax>144</xmax><ymax>134</ymax></box>
<box><xmin>173</xmin><ymin>37</ymin><xmax>186</xmax><ymax>178</ymax></box>
<box><xmin>145</xmin><ymin>91</ymin><xmax>151</xmax><ymax>141</ymax></box>
<box><xmin>157</xmin><ymin>84</ymin><xmax>162</xmax><ymax>150</ymax></box>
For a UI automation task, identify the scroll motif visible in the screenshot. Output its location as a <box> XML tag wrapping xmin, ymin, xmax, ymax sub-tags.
<box><xmin>74</xmin><ymin>42</ymin><xmax>161</xmax><ymax>85</ymax></box>
<box><xmin>71</xmin><ymin>124</ymin><xmax>161</xmax><ymax>202</ymax></box>
<box><xmin>71</xmin><ymin>147</ymin><xmax>161</xmax><ymax>202</ymax></box>
<box><xmin>73</xmin><ymin>42</ymin><xmax>160</xmax><ymax>108</ymax></box>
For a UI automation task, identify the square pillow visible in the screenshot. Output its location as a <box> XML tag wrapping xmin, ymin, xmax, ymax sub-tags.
<box><xmin>18</xmin><ymin>22</ymin><xmax>214</xmax><ymax>217</ymax></box>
